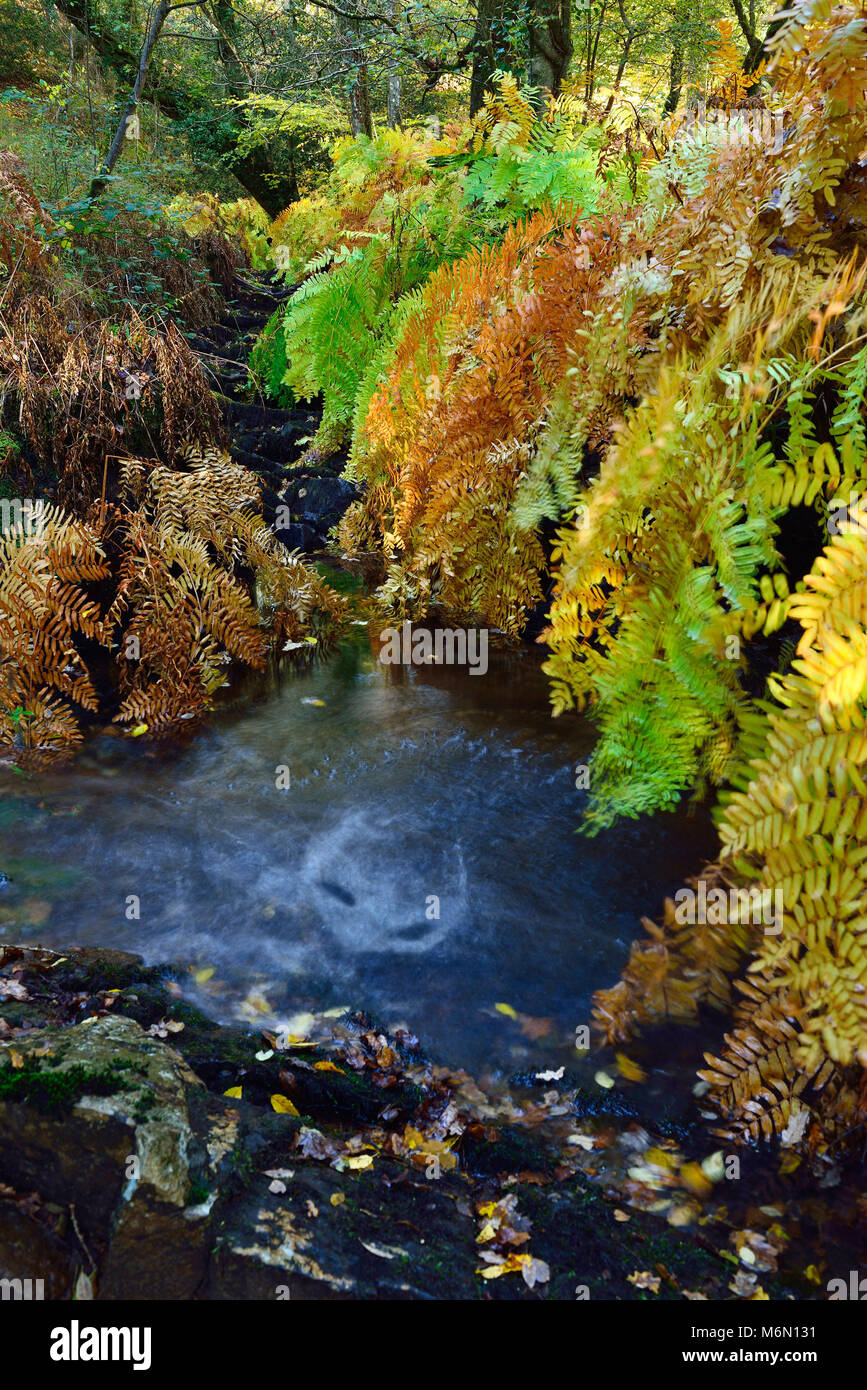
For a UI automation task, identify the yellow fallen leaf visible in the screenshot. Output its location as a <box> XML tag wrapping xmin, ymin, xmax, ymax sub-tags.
<box><xmin>313</xmin><ymin>1061</ymin><xmax>345</xmax><ymax>1074</ymax></box>
<box><xmin>679</xmin><ymin>1161</ymin><xmax>713</xmax><ymax>1199</ymax></box>
<box><xmin>616</xmin><ymin>1052</ymin><xmax>647</xmax><ymax>1082</ymax></box>
<box><xmin>476</xmin><ymin>1253</ymin><xmax>526</xmax><ymax>1279</ymax></box>
<box><xmin>805</xmin><ymin>1264</ymin><xmax>822</xmax><ymax>1285</ymax></box>
<box><xmin>494</xmin><ymin>1002</ymin><xmax>519</xmax><ymax>1020</ymax></box>
<box><xmin>330</xmin><ymin>1192</ymin><xmax>345</xmax><ymax>1207</ymax></box>
<box><xmin>343</xmin><ymin>1154</ymin><xmax>373</xmax><ymax>1170</ymax></box>
<box><xmin>627</xmin><ymin>1270</ymin><xmax>661</xmax><ymax>1293</ymax></box>
<box><xmin>224</xmin><ymin>1086</ymin><xmax>242</xmax><ymax>1099</ymax></box>
<box><xmin>193</xmin><ymin>966</ymin><xmax>215</xmax><ymax>984</ymax></box>
<box><xmin>595</xmin><ymin>1070</ymin><xmax>615</xmax><ymax>1089</ymax></box>
<box><xmin>130</xmin><ymin>723</ymin><xmax>148</xmax><ymax>737</ymax></box>
<box><xmin>477</xmin><ymin>1223</ymin><xmax>497</xmax><ymax>1243</ymax></box>
<box><xmin>9</xmin><ymin>1050</ymin><xmax>24</xmax><ymax>1069</ymax></box>
<box><xmin>271</xmin><ymin>1094</ymin><xmax>300</xmax><ymax>1116</ymax></box>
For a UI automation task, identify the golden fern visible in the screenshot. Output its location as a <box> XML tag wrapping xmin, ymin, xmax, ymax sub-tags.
<box><xmin>0</xmin><ymin>505</ymin><xmax>110</xmax><ymax>757</ymax></box>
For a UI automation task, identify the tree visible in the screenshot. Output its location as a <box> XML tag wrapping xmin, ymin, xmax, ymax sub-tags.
<box><xmin>469</xmin><ymin>0</ymin><xmax>525</xmax><ymax>114</ymax></box>
<box><xmin>89</xmin><ymin>0</ymin><xmax>197</xmax><ymax>199</ymax></box>
<box><xmin>527</xmin><ymin>0</ymin><xmax>572</xmax><ymax>103</ymax></box>
<box><xmin>54</xmin><ymin>0</ymin><xmax>299</xmax><ymax>213</ymax></box>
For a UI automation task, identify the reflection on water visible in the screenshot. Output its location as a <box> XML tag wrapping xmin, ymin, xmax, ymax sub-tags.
<box><xmin>0</xmin><ymin>633</ymin><xmax>717</xmax><ymax>1073</ymax></box>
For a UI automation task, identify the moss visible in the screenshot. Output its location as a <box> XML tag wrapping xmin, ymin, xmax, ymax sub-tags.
<box><xmin>187</xmin><ymin>1177</ymin><xmax>212</xmax><ymax>1207</ymax></box>
<box><xmin>131</xmin><ymin>1089</ymin><xmax>157</xmax><ymax>1124</ymax></box>
<box><xmin>0</xmin><ymin>1056</ymin><xmax>133</xmax><ymax>1115</ymax></box>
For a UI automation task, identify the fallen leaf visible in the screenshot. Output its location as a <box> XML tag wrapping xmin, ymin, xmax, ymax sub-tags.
<box><xmin>0</xmin><ymin>980</ymin><xmax>28</xmax><ymax>1001</ymax></box>
<box><xmin>521</xmin><ymin>1256</ymin><xmax>550</xmax><ymax>1289</ymax></box>
<box><xmin>494</xmin><ymin>1002</ymin><xmax>519</xmax><ymax>1020</ymax></box>
<box><xmin>313</xmin><ymin>1061</ymin><xmax>345</xmax><ymax>1074</ymax></box>
<box><xmin>223</xmin><ymin>1086</ymin><xmax>242</xmax><ymax>1099</ymax></box>
<box><xmin>679</xmin><ymin>1161</ymin><xmax>713</xmax><ymax>1199</ymax></box>
<box><xmin>271</xmin><ymin>1094</ymin><xmax>300</xmax><ymax>1116</ymax></box>
<box><xmin>330</xmin><ymin>1192</ymin><xmax>345</xmax><ymax>1207</ymax></box>
<box><xmin>360</xmin><ymin>1240</ymin><xmax>395</xmax><ymax>1259</ymax></box>
<box><xmin>616</xmin><ymin>1052</ymin><xmax>647</xmax><ymax>1082</ymax></box>
<box><xmin>628</xmin><ymin>1270</ymin><xmax>661</xmax><ymax>1293</ymax></box>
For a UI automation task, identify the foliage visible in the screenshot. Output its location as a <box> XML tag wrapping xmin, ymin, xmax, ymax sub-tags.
<box><xmin>593</xmin><ymin>518</ymin><xmax>867</xmax><ymax>1153</ymax></box>
<box><xmin>0</xmin><ymin>446</ymin><xmax>343</xmax><ymax>756</ymax></box>
<box><xmin>0</xmin><ymin>150</ymin><xmax>343</xmax><ymax>757</ymax></box>
<box><xmin>332</xmin><ymin>1</ymin><xmax>867</xmax><ymax>829</ymax></box>
<box><xmin>166</xmin><ymin>192</ymin><xmax>271</xmax><ymax>271</ymax></box>
<box><xmin>0</xmin><ymin>502</ymin><xmax>109</xmax><ymax>756</ymax></box>
<box><xmin>257</xmin><ymin>85</ymin><xmax>624</xmax><ymax>456</ymax></box>
<box><xmin>342</xmin><ymin>206</ymin><xmax>620</xmax><ymax>630</ymax></box>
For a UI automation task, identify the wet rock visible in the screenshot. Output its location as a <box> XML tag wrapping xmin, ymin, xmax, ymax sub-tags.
<box><xmin>274</xmin><ymin>520</ymin><xmax>321</xmax><ymax>553</ymax></box>
<box><xmin>210</xmin><ymin>1154</ymin><xmax>478</xmax><ymax>1301</ymax></box>
<box><xmin>0</xmin><ymin>1196</ymin><xmax>78</xmax><ymax>1299</ymax></box>
<box><xmin>281</xmin><ymin>475</ymin><xmax>358</xmax><ymax>530</ymax></box>
<box><xmin>0</xmin><ymin>1015</ymin><xmax>210</xmax><ymax>1297</ymax></box>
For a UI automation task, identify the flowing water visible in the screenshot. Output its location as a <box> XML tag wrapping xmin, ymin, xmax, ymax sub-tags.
<box><xmin>0</xmin><ymin>631</ymin><xmax>717</xmax><ymax>1076</ymax></box>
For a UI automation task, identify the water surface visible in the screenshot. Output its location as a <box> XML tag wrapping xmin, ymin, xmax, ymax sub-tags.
<box><xmin>0</xmin><ymin>635</ymin><xmax>716</xmax><ymax>1074</ymax></box>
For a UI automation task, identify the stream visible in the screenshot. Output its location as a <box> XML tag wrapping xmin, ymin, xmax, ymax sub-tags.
<box><xmin>0</xmin><ymin>629</ymin><xmax>717</xmax><ymax>1078</ymax></box>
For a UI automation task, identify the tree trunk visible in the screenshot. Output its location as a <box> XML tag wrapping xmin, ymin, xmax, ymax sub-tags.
<box><xmin>663</xmin><ymin>38</ymin><xmax>683</xmax><ymax>113</ymax></box>
<box><xmin>527</xmin><ymin>0</ymin><xmax>572</xmax><ymax>107</ymax></box>
<box><xmin>470</xmin><ymin>0</ymin><xmax>525</xmax><ymax>116</ymax></box>
<box><xmin>336</xmin><ymin>0</ymin><xmax>374</xmax><ymax>136</ymax></box>
<box><xmin>731</xmin><ymin>0</ymin><xmax>765</xmax><ymax>70</ymax></box>
<box><xmin>386</xmin><ymin>0</ymin><xmax>402</xmax><ymax>128</ymax></box>
<box><xmin>746</xmin><ymin>2</ymin><xmax>789</xmax><ymax>72</ymax></box>
<box><xmin>89</xmin><ymin>0</ymin><xmax>173</xmax><ymax>199</ymax></box>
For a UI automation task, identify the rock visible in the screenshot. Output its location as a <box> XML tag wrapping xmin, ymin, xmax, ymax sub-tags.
<box><xmin>274</xmin><ymin>520</ymin><xmax>320</xmax><ymax>554</ymax></box>
<box><xmin>281</xmin><ymin>475</ymin><xmax>358</xmax><ymax>530</ymax></box>
<box><xmin>0</xmin><ymin>1196</ymin><xmax>78</xmax><ymax>1299</ymax></box>
<box><xmin>0</xmin><ymin>1015</ymin><xmax>210</xmax><ymax>1298</ymax></box>
<box><xmin>209</xmin><ymin>1149</ymin><xmax>478</xmax><ymax>1301</ymax></box>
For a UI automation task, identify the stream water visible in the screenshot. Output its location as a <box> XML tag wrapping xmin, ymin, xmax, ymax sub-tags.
<box><xmin>0</xmin><ymin>630</ymin><xmax>717</xmax><ymax>1077</ymax></box>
